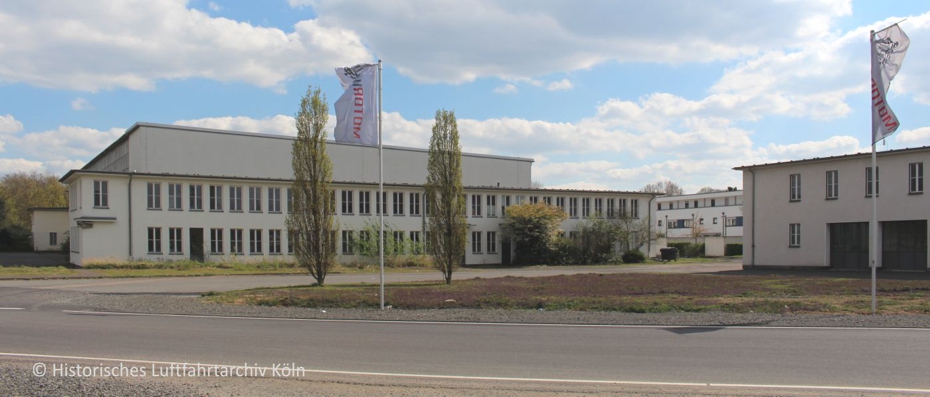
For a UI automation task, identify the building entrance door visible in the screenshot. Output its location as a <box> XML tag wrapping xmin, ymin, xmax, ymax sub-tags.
<box><xmin>190</xmin><ymin>228</ymin><xmax>204</xmax><ymax>262</ymax></box>
<box><xmin>829</xmin><ymin>222</ymin><xmax>869</xmax><ymax>270</ymax></box>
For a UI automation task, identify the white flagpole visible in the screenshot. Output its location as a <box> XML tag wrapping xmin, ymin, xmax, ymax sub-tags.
<box><xmin>869</xmin><ymin>30</ymin><xmax>877</xmax><ymax>315</ymax></box>
<box><xmin>378</xmin><ymin>60</ymin><xmax>385</xmax><ymax>310</ymax></box>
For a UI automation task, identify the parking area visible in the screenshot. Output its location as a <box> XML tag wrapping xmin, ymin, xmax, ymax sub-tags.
<box><xmin>0</xmin><ymin>252</ymin><xmax>70</xmax><ymax>267</ymax></box>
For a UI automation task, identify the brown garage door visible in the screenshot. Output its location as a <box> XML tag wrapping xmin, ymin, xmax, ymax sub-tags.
<box><xmin>882</xmin><ymin>220</ymin><xmax>927</xmax><ymax>271</ymax></box>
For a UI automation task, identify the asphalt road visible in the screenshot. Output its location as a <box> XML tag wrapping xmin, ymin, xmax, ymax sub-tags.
<box><xmin>0</xmin><ymin>261</ymin><xmax>740</xmax><ymax>294</ymax></box>
<box><xmin>1</xmin><ymin>308</ymin><xmax>928</xmax><ymax>392</ymax></box>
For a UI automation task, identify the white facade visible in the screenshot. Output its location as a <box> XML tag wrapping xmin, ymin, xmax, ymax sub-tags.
<box><xmin>738</xmin><ymin>147</ymin><xmax>930</xmax><ymax>271</ymax></box>
<box><xmin>656</xmin><ymin>190</ymin><xmax>744</xmax><ymax>241</ymax></box>
<box><xmin>29</xmin><ymin>208</ymin><xmax>69</xmax><ymax>251</ymax></box>
<box><xmin>61</xmin><ymin>123</ymin><xmax>657</xmax><ymax>266</ymax></box>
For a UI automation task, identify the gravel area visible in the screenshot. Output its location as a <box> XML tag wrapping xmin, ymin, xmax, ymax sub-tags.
<box><xmin>64</xmin><ymin>291</ymin><xmax>930</xmax><ymax>328</ymax></box>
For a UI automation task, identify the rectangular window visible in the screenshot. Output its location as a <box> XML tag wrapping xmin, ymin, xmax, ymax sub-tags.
<box><xmin>619</xmin><ymin>199</ymin><xmax>627</xmax><ymax>218</ymax></box>
<box><xmin>168</xmin><ymin>183</ymin><xmax>182</xmax><ymax>210</ymax></box>
<box><xmin>189</xmin><ymin>184</ymin><xmax>203</xmax><ymax>211</ymax></box>
<box><xmin>248</xmin><ymin>186</ymin><xmax>262</xmax><ymax>212</ymax></box>
<box><xmin>393</xmin><ymin>192</ymin><xmax>404</xmax><ymax>215</ymax></box>
<box><xmin>694</xmin><ymin>200</ymin><xmax>699</xmax><ymax>208</ymax></box>
<box><xmin>264</xmin><ymin>188</ymin><xmax>280</xmax><ymax>213</ymax></box>
<box><xmin>789</xmin><ymin>174</ymin><xmax>801</xmax><ymax>201</ymax></box>
<box><xmin>210</xmin><ymin>228</ymin><xmax>223</xmax><ymax>254</ymax></box>
<box><xmin>631</xmin><ymin>199</ymin><xmax>639</xmax><ymax>218</ymax></box>
<box><xmin>249</xmin><ymin>229</ymin><xmax>262</xmax><ymax>254</ymax></box>
<box><xmin>409</xmin><ymin>231</ymin><xmax>421</xmax><ymax>254</ymax></box>
<box><xmin>486</xmin><ymin>195</ymin><xmax>497</xmax><ymax>217</ymax></box>
<box><xmin>501</xmin><ymin>195</ymin><xmax>511</xmax><ymax>217</ymax></box>
<box><xmin>516</xmin><ymin>195</ymin><xmax>526</xmax><ymax>205</ymax></box>
<box><xmin>542</xmin><ymin>196</ymin><xmax>552</xmax><ymax>205</ymax></box>
<box><xmin>376</xmin><ymin>191</ymin><xmax>387</xmax><ymax>215</ymax></box>
<box><xmin>826</xmin><ymin>170</ymin><xmax>838</xmax><ymax>199</ymax></box>
<box><xmin>168</xmin><ymin>227</ymin><xmax>183</xmax><ymax>254</ymax></box>
<box><xmin>866</xmin><ymin>167</ymin><xmax>880</xmax><ymax>197</ymax></box>
<box><xmin>93</xmin><ymin>180</ymin><xmax>108</xmax><ymax>208</ymax></box>
<box><xmin>713</xmin><ymin>218</ymin><xmax>718</xmax><ymax>225</ymax></box>
<box><xmin>556</xmin><ymin>197</ymin><xmax>565</xmax><ymax>213</ymax></box>
<box><xmin>209</xmin><ymin>185</ymin><xmax>223</xmax><ymax>211</ymax></box>
<box><xmin>487</xmin><ymin>231</ymin><xmax>497</xmax><ymax>254</ymax></box>
<box><xmin>581</xmin><ymin>198</ymin><xmax>590</xmax><ymax>217</ymax></box>
<box><xmin>909</xmin><ymin>162</ymin><xmax>923</xmax><ymax>194</ymax></box>
<box><xmin>607</xmin><ymin>198</ymin><xmax>616</xmax><ymax>218</ymax></box>
<box><xmin>269</xmin><ymin>229</ymin><xmax>282</xmax><ymax>254</ymax></box>
<box><xmin>685</xmin><ymin>202</ymin><xmax>690</xmax><ymax>209</ymax></box>
<box><xmin>229</xmin><ymin>186</ymin><xmax>243</xmax><ymax>211</ymax></box>
<box><xmin>658</xmin><ymin>220</ymin><xmax>663</xmax><ymax>227</ymax></box>
<box><xmin>49</xmin><ymin>232</ymin><xmax>58</xmax><ymax>247</ymax></box>
<box><xmin>789</xmin><ymin>223</ymin><xmax>801</xmax><ymax>247</ymax></box>
<box><xmin>230</xmin><ymin>228</ymin><xmax>243</xmax><ymax>254</ymax></box>
<box><xmin>471</xmin><ymin>231</ymin><xmax>482</xmax><ymax>253</ymax></box>
<box><xmin>147</xmin><ymin>227</ymin><xmax>162</xmax><ymax>254</ymax></box>
<box><xmin>287</xmin><ymin>188</ymin><xmax>293</xmax><ymax>213</ymax></box>
<box><xmin>357</xmin><ymin>191</ymin><xmax>369</xmax><ymax>214</ymax></box>
<box><xmin>342</xmin><ymin>190</ymin><xmax>354</xmax><ymax>214</ymax></box>
<box><xmin>341</xmin><ymin>230</ymin><xmax>354</xmax><ymax>254</ymax></box>
<box><xmin>471</xmin><ymin>194</ymin><xmax>482</xmax><ymax>217</ymax></box>
<box><xmin>147</xmin><ymin>182</ymin><xmax>161</xmax><ymax>210</ymax></box>
<box><xmin>710</xmin><ymin>198</ymin><xmax>716</xmax><ymax>207</ymax></box>
<box><xmin>529</xmin><ymin>196</ymin><xmax>539</xmax><ymax>204</ymax></box>
<box><xmin>409</xmin><ymin>192</ymin><xmax>421</xmax><ymax>216</ymax></box>
<box><xmin>569</xmin><ymin>197</ymin><xmax>578</xmax><ymax>218</ymax></box>
<box><xmin>594</xmin><ymin>198</ymin><xmax>603</xmax><ymax>217</ymax></box>
<box><xmin>392</xmin><ymin>231</ymin><xmax>404</xmax><ymax>254</ymax></box>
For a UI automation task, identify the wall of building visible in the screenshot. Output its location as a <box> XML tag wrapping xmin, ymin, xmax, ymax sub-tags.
<box><xmin>656</xmin><ymin>191</ymin><xmax>743</xmax><ymax>240</ymax></box>
<box><xmin>742</xmin><ymin>149</ymin><xmax>930</xmax><ymax>270</ymax></box>
<box><xmin>30</xmin><ymin>209</ymin><xmax>69</xmax><ymax>251</ymax></box>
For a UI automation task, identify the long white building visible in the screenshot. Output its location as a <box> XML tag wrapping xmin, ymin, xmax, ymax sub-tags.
<box><xmin>61</xmin><ymin>123</ymin><xmax>657</xmax><ymax>266</ymax></box>
<box><xmin>655</xmin><ymin>190</ymin><xmax>743</xmax><ymax>241</ymax></box>
<box><xmin>737</xmin><ymin>147</ymin><xmax>929</xmax><ymax>271</ymax></box>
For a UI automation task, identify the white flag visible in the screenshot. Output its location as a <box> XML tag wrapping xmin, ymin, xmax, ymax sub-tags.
<box><xmin>871</xmin><ymin>24</ymin><xmax>909</xmax><ymax>144</ymax></box>
<box><xmin>334</xmin><ymin>64</ymin><xmax>379</xmax><ymax>146</ymax></box>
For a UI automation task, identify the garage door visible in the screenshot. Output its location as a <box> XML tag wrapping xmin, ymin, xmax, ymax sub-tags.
<box><xmin>830</xmin><ymin>222</ymin><xmax>869</xmax><ymax>270</ymax></box>
<box><xmin>882</xmin><ymin>220</ymin><xmax>927</xmax><ymax>271</ymax></box>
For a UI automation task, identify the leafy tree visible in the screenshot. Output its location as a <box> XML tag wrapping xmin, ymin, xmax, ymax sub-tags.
<box><xmin>425</xmin><ymin>109</ymin><xmax>467</xmax><ymax>284</ymax></box>
<box><xmin>350</xmin><ymin>219</ymin><xmax>425</xmax><ymax>267</ymax></box>
<box><xmin>0</xmin><ymin>171</ymin><xmax>68</xmax><ymax>229</ymax></box>
<box><xmin>641</xmin><ymin>180</ymin><xmax>684</xmax><ymax>196</ymax></box>
<box><xmin>501</xmin><ymin>202</ymin><xmax>567</xmax><ymax>265</ymax></box>
<box><xmin>571</xmin><ymin>215</ymin><xmax>619</xmax><ymax>264</ymax></box>
<box><xmin>286</xmin><ymin>86</ymin><xmax>336</xmax><ymax>286</ymax></box>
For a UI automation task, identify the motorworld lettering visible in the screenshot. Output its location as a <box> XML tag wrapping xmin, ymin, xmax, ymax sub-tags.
<box><xmin>50</xmin><ymin>362</ymin><xmax>306</xmax><ymax>378</ymax></box>
<box><xmin>871</xmin><ymin>78</ymin><xmax>897</xmax><ymax>130</ymax></box>
<box><xmin>351</xmin><ymin>77</ymin><xmax>364</xmax><ymax>139</ymax></box>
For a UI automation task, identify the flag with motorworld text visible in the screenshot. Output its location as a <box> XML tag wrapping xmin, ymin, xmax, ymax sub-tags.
<box><xmin>871</xmin><ymin>24</ymin><xmax>909</xmax><ymax>144</ymax></box>
<box><xmin>334</xmin><ymin>64</ymin><xmax>379</xmax><ymax>146</ymax></box>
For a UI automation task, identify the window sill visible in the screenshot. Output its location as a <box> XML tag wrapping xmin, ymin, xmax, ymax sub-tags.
<box><xmin>825</xmin><ymin>197</ymin><xmax>838</xmax><ymax>201</ymax></box>
<box><xmin>393</xmin><ymin>214</ymin><xmax>405</xmax><ymax>217</ymax></box>
<box><xmin>269</xmin><ymin>211</ymin><xmax>282</xmax><ymax>214</ymax></box>
<box><xmin>169</xmin><ymin>252</ymin><xmax>184</xmax><ymax>255</ymax></box>
<box><xmin>269</xmin><ymin>253</ymin><xmax>283</xmax><ymax>256</ymax></box>
<box><xmin>147</xmin><ymin>208</ymin><xmax>162</xmax><ymax>211</ymax></box>
<box><xmin>341</xmin><ymin>213</ymin><xmax>355</xmax><ymax>216</ymax></box>
<box><xmin>249</xmin><ymin>211</ymin><xmax>263</xmax><ymax>214</ymax></box>
<box><xmin>93</xmin><ymin>206</ymin><xmax>109</xmax><ymax>210</ymax></box>
<box><xmin>190</xmin><ymin>209</ymin><xmax>204</xmax><ymax>212</ymax></box>
<box><xmin>210</xmin><ymin>252</ymin><xmax>224</xmax><ymax>255</ymax></box>
<box><xmin>230</xmin><ymin>210</ymin><xmax>243</xmax><ymax>213</ymax></box>
<box><xmin>249</xmin><ymin>253</ymin><xmax>263</xmax><ymax>256</ymax></box>
<box><xmin>168</xmin><ymin>208</ymin><xmax>183</xmax><ymax>211</ymax></box>
<box><xmin>864</xmin><ymin>195</ymin><xmax>880</xmax><ymax>198</ymax></box>
<box><xmin>788</xmin><ymin>245</ymin><xmax>800</xmax><ymax>249</ymax></box>
<box><xmin>210</xmin><ymin>209</ymin><xmax>224</xmax><ymax>212</ymax></box>
<box><xmin>148</xmin><ymin>252</ymin><xmax>163</xmax><ymax>255</ymax></box>
<box><xmin>909</xmin><ymin>191</ymin><xmax>924</xmax><ymax>195</ymax></box>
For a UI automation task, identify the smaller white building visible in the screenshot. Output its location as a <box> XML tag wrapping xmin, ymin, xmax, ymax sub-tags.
<box><xmin>656</xmin><ymin>190</ymin><xmax>743</xmax><ymax>242</ymax></box>
<box><xmin>29</xmin><ymin>207</ymin><xmax>69</xmax><ymax>251</ymax></box>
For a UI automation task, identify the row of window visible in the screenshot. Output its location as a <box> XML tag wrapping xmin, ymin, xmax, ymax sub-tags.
<box><xmin>91</xmin><ymin>180</ymin><xmax>642</xmax><ymax>219</ymax></box>
<box><xmin>657</xmin><ymin>196</ymin><xmax>739</xmax><ymax>211</ymax></box>
<box><xmin>789</xmin><ymin>162</ymin><xmax>923</xmax><ymax>202</ymax></box>
<box><xmin>659</xmin><ymin>216</ymin><xmax>743</xmax><ymax>228</ymax></box>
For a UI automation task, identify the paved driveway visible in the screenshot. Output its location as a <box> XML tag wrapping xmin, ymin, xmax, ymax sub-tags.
<box><xmin>0</xmin><ymin>252</ymin><xmax>69</xmax><ymax>267</ymax></box>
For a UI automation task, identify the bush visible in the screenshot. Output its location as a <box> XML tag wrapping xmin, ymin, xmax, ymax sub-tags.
<box><xmin>725</xmin><ymin>243</ymin><xmax>743</xmax><ymax>256</ymax></box>
<box><xmin>667</xmin><ymin>242</ymin><xmax>705</xmax><ymax>258</ymax></box>
<box><xmin>621</xmin><ymin>250</ymin><xmax>645</xmax><ymax>264</ymax></box>
<box><xmin>668</xmin><ymin>242</ymin><xmax>690</xmax><ymax>256</ymax></box>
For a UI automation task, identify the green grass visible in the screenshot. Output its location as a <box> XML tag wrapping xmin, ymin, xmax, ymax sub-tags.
<box><xmin>204</xmin><ymin>272</ymin><xmax>930</xmax><ymax>315</ymax></box>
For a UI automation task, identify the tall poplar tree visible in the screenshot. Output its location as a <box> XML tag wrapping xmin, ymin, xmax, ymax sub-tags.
<box><xmin>287</xmin><ymin>86</ymin><xmax>336</xmax><ymax>285</ymax></box>
<box><xmin>425</xmin><ymin>110</ymin><xmax>466</xmax><ymax>284</ymax></box>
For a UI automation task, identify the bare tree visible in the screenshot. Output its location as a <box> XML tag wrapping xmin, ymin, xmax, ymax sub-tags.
<box><xmin>689</xmin><ymin>221</ymin><xmax>708</xmax><ymax>244</ymax></box>
<box><xmin>697</xmin><ymin>186</ymin><xmax>722</xmax><ymax>194</ymax></box>
<box><xmin>641</xmin><ymin>180</ymin><xmax>684</xmax><ymax>196</ymax></box>
<box><xmin>425</xmin><ymin>110</ymin><xmax>467</xmax><ymax>284</ymax></box>
<box><xmin>286</xmin><ymin>86</ymin><xmax>336</xmax><ymax>286</ymax></box>
<box><xmin>613</xmin><ymin>215</ymin><xmax>661</xmax><ymax>252</ymax></box>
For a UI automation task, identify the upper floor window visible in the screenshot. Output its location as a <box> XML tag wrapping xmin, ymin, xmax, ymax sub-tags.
<box><xmin>471</xmin><ymin>194</ymin><xmax>482</xmax><ymax>217</ymax></box>
<box><xmin>542</xmin><ymin>196</ymin><xmax>552</xmax><ymax>206</ymax></box>
<box><xmin>631</xmin><ymin>199</ymin><xmax>639</xmax><ymax>219</ymax></box>
<box><xmin>789</xmin><ymin>174</ymin><xmax>801</xmax><ymax>201</ymax></box>
<box><xmin>826</xmin><ymin>170</ymin><xmax>838</xmax><ymax>199</ymax></box>
<box><xmin>93</xmin><ymin>180</ymin><xmax>108</xmax><ymax>208</ymax></box>
<box><xmin>229</xmin><ymin>186</ymin><xmax>243</xmax><ymax>212</ymax></box>
<box><xmin>189</xmin><ymin>184</ymin><xmax>203</xmax><ymax>211</ymax></box>
<box><xmin>268</xmin><ymin>187</ymin><xmax>282</xmax><ymax>213</ymax></box>
<box><xmin>619</xmin><ymin>199</ymin><xmax>627</xmax><ymax>218</ymax></box>
<box><xmin>501</xmin><ymin>195</ymin><xmax>511</xmax><ymax>217</ymax></box>
<box><xmin>209</xmin><ymin>185</ymin><xmax>223</xmax><ymax>211</ymax></box>
<box><xmin>529</xmin><ymin>196</ymin><xmax>539</xmax><ymax>204</ymax></box>
<box><xmin>168</xmin><ymin>183</ymin><xmax>182</xmax><ymax>210</ymax></box>
<box><xmin>342</xmin><ymin>190</ymin><xmax>354</xmax><ymax>214</ymax></box>
<box><xmin>248</xmin><ymin>186</ymin><xmax>262</xmax><ymax>212</ymax></box>
<box><xmin>359</xmin><ymin>191</ymin><xmax>371</xmax><ymax>214</ymax></box>
<box><xmin>909</xmin><ymin>162</ymin><xmax>923</xmax><ymax>194</ymax></box>
<box><xmin>865</xmin><ymin>167</ymin><xmax>879</xmax><ymax>197</ymax></box>
<box><xmin>147</xmin><ymin>182</ymin><xmax>161</xmax><ymax>210</ymax></box>
<box><xmin>569</xmin><ymin>197</ymin><xmax>578</xmax><ymax>218</ymax></box>
<box><xmin>581</xmin><ymin>198</ymin><xmax>590</xmax><ymax>217</ymax></box>
<box><xmin>486</xmin><ymin>195</ymin><xmax>496</xmax><ymax>217</ymax></box>
<box><xmin>594</xmin><ymin>198</ymin><xmax>603</xmax><ymax>217</ymax></box>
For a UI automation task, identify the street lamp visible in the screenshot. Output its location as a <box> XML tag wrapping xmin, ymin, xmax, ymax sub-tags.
<box><xmin>691</xmin><ymin>213</ymin><xmax>696</xmax><ymax>244</ymax></box>
<box><xmin>665</xmin><ymin>214</ymin><xmax>668</xmax><ymax>236</ymax></box>
<box><xmin>722</xmin><ymin>212</ymin><xmax>726</xmax><ymax>238</ymax></box>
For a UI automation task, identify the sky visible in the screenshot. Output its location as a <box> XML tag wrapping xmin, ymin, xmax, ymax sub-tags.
<box><xmin>1</xmin><ymin>0</ymin><xmax>929</xmax><ymax>193</ymax></box>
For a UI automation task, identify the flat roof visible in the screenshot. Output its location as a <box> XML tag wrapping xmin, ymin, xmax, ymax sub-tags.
<box><xmin>734</xmin><ymin>145</ymin><xmax>930</xmax><ymax>170</ymax></box>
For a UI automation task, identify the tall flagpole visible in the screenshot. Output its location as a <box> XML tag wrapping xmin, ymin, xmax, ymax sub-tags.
<box><xmin>870</xmin><ymin>137</ymin><xmax>877</xmax><ymax>315</ymax></box>
<box><xmin>378</xmin><ymin>60</ymin><xmax>385</xmax><ymax>310</ymax></box>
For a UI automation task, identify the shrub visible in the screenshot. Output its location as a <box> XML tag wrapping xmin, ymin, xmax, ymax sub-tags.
<box><xmin>725</xmin><ymin>243</ymin><xmax>743</xmax><ymax>256</ymax></box>
<box><xmin>667</xmin><ymin>242</ymin><xmax>705</xmax><ymax>258</ymax></box>
<box><xmin>621</xmin><ymin>250</ymin><xmax>646</xmax><ymax>264</ymax></box>
<box><xmin>668</xmin><ymin>242</ymin><xmax>690</xmax><ymax>255</ymax></box>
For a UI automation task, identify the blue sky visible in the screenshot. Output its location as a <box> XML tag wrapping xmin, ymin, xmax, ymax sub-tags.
<box><xmin>1</xmin><ymin>0</ymin><xmax>929</xmax><ymax>193</ymax></box>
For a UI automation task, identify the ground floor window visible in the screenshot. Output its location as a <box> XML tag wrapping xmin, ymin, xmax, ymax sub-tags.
<box><xmin>789</xmin><ymin>223</ymin><xmax>801</xmax><ymax>247</ymax></box>
<box><xmin>472</xmin><ymin>231</ymin><xmax>482</xmax><ymax>253</ymax></box>
<box><xmin>168</xmin><ymin>227</ymin><xmax>183</xmax><ymax>254</ymax></box>
<box><xmin>49</xmin><ymin>232</ymin><xmax>57</xmax><ymax>247</ymax></box>
<box><xmin>269</xmin><ymin>229</ymin><xmax>282</xmax><ymax>254</ymax></box>
<box><xmin>230</xmin><ymin>229</ymin><xmax>243</xmax><ymax>254</ymax></box>
<box><xmin>210</xmin><ymin>228</ymin><xmax>223</xmax><ymax>254</ymax></box>
<box><xmin>487</xmin><ymin>231</ymin><xmax>497</xmax><ymax>254</ymax></box>
<box><xmin>249</xmin><ymin>229</ymin><xmax>262</xmax><ymax>254</ymax></box>
<box><xmin>147</xmin><ymin>227</ymin><xmax>162</xmax><ymax>254</ymax></box>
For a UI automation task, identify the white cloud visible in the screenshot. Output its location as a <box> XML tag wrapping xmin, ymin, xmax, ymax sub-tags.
<box><xmin>545</xmin><ymin>79</ymin><xmax>573</xmax><ymax>91</ymax></box>
<box><xmin>546</xmin><ymin>181</ymin><xmax>612</xmax><ymax>191</ymax></box>
<box><xmin>10</xmin><ymin>126</ymin><xmax>125</xmax><ymax>161</ymax></box>
<box><xmin>0</xmin><ymin>0</ymin><xmax>371</xmax><ymax>91</ymax></box>
<box><xmin>895</xmin><ymin>127</ymin><xmax>930</xmax><ymax>146</ymax></box>
<box><xmin>0</xmin><ymin>114</ymin><xmax>23</xmax><ymax>134</ymax></box>
<box><xmin>306</xmin><ymin>0</ymin><xmax>851</xmax><ymax>83</ymax></box>
<box><xmin>0</xmin><ymin>158</ymin><xmax>45</xmax><ymax>174</ymax></box>
<box><xmin>493</xmin><ymin>84</ymin><xmax>517</xmax><ymax>94</ymax></box>
<box><xmin>208</xmin><ymin>2</ymin><xmax>222</xmax><ymax>11</ymax></box>
<box><xmin>71</xmin><ymin>97</ymin><xmax>94</xmax><ymax>111</ymax></box>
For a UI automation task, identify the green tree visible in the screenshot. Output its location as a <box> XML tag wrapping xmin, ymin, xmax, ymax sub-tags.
<box><xmin>350</xmin><ymin>219</ymin><xmax>425</xmax><ymax>267</ymax></box>
<box><xmin>501</xmin><ymin>203</ymin><xmax>567</xmax><ymax>265</ymax></box>
<box><xmin>286</xmin><ymin>86</ymin><xmax>337</xmax><ymax>286</ymax></box>
<box><xmin>425</xmin><ymin>109</ymin><xmax>467</xmax><ymax>284</ymax></box>
<box><xmin>0</xmin><ymin>171</ymin><xmax>68</xmax><ymax>229</ymax></box>
<box><xmin>571</xmin><ymin>215</ymin><xmax>619</xmax><ymax>264</ymax></box>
